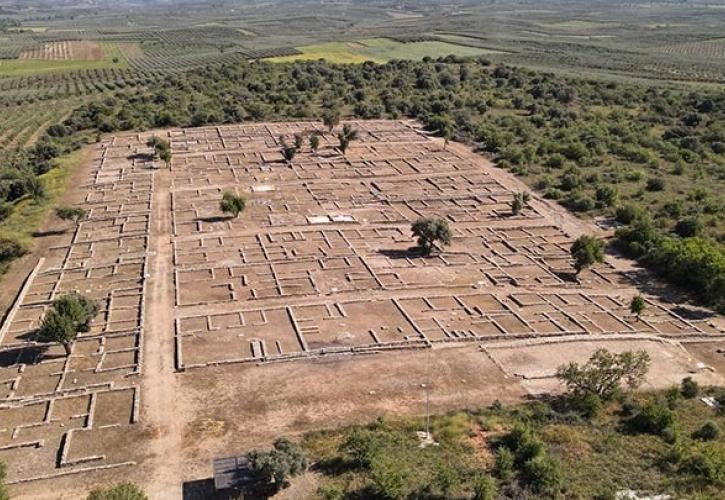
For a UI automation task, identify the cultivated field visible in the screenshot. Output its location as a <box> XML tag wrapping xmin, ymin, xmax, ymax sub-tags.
<box><xmin>268</xmin><ymin>38</ymin><xmax>501</xmax><ymax>64</ymax></box>
<box><xmin>1</xmin><ymin>120</ymin><xmax>724</xmax><ymax>498</ymax></box>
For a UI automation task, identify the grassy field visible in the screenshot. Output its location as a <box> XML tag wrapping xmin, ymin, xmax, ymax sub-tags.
<box><xmin>0</xmin><ymin>148</ymin><xmax>82</xmax><ymax>251</ymax></box>
<box><xmin>302</xmin><ymin>389</ymin><xmax>725</xmax><ymax>499</ymax></box>
<box><xmin>0</xmin><ymin>42</ymin><xmax>129</xmax><ymax>76</ymax></box>
<box><xmin>268</xmin><ymin>38</ymin><xmax>501</xmax><ymax>64</ymax></box>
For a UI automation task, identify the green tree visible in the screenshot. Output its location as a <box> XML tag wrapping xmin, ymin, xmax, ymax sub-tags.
<box><xmin>55</xmin><ymin>206</ymin><xmax>87</xmax><ymax>227</ymax></box>
<box><xmin>556</xmin><ymin>349</ymin><xmax>650</xmax><ymax>400</ymax></box>
<box><xmin>86</xmin><ymin>482</ymin><xmax>147</xmax><ymax>500</ymax></box>
<box><xmin>220</xmin><ymin>191</ymin><xmax>246</xmax><ymax>218</ymax></box>
<box><xmin>570</xmin><ymin>235</ymin><xmax>605</xmax><ymax>274</ymax></box>
<box><xmin>293</xmin><ymin>133</ymin><xmax>304</xmax><ymax>149</ymax></box>
<box><xmin>411</xmin><ymin>217</ymin><xmax>452</xmax><ymax>256</ymax></box>
<box><xmin>247</xmin><ymin>437</ymin><xmax>308</xmax><ymax>494</ymax></box>
<box><xmin>510</xmin><ymin>191</ymin><xmax>531</xmax><ymax>215</ymax></box>
<box><xmin>681</xmin><ymin>376</ymin><xmax>699</xmax><ymax>398</ymax></box>
<box><xmin>337</xmin><ymin>124</ymin><xmax>358</xmax><ymax>156</ymax></box>
<box><xmin>37</xmin><ymin>294</ymin><xmax>99</xmax><ymax>356</ymax></box>
<box><xmin>630</xmin><ymin>295</ymin><xmax>646</xmax><ymax>320</ymax></box>
<box><xmin>309</xmin><ymin>133</ymin><xmax>321</xmax><ymax>153</ymax></box>
<box><xmin>322</xmin><ymin>108</ymin><xmax>341</xmax><ymax>132</ymax></box>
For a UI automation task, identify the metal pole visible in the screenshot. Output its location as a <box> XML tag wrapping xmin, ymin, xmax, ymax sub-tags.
<box><xmin>426</xmin><ymin>384</ymin><xmax>430</xmax><ymax>438</ymax></box>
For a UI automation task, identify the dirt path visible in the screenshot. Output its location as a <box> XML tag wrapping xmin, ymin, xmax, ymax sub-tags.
<box><xmin>142</xmin><ymin>166</ymin><xmax>184</xmax><ymax>499</ymax></box>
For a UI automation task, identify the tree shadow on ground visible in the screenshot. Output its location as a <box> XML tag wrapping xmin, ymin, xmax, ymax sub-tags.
<box><xmin>126</xmin><ymin>152</ymin><xmax>154</xmax><ymax>162</ymax></box>
<box><xmin>0</xmin><ymin>345</ymin><xmax>48</xmax><ymax>368</ymax></box>
<box><xmin>196</xmin><ymin>215</ymin><xmax>233</xmax><ymax>224</ymax></box>
<box><xmin>378</xmin><ymin>247</ymin><xmax>426</xmax><ymax>259</ymax></box>
<box><xmin>31</xmin><ymin>229</ymin><xmax>68</xmax><ymax>238</ymax></box>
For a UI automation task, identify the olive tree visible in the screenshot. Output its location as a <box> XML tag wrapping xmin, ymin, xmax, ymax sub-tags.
<box><xmin>146</xmin><ymin>136</ymin><xmax>171</xmax><ymax>166</ymax></box>
<box><xmin>55</xmin><ymin>206</ymin><xmax>87</xmax><ymax>229</ymax></box>
<box><xmin>510</xmin><ymin>192</ymin><xmax>531</xmax><ymax>216</ymax></box>
<box><xmin>247</xmin><ymin>437</ymin><xmax>308</xmax><ymax>494</ymax></box>
<box><xmin>220</xmin><ymin>191</ymin><xmax>246</xmax><ymax>218</ymax></box>
<box><xmin>570</xmin><ymin>235</ymin><xmax>604</xmax><ymax>274</ymax></box>
<box><xmin>337</xmin><ymin>124</ymin><xmax>358</xmax><ymax>156</ymax></box>
<box><xmin>309</xmin><ymin>133</ymin><xmax>321</xmax><ymax>153</ymax></box>
<box><xmin>556</xmin><ymin>349</ymin><xmax>651</xmax><ymax>400</ymax></box>
<box><xmin>630</xmin><ymin>295</ymin><xmax>646</xmax><ymax>320</ymax></box>
<box><xmin>322</xmin><ymin>107</ymin><xmax>341</xmax><ymax>132</ymax></box>
<box><xmin>411</xmin><ymin>217</ymin><xmax>452</xmax><ymax>256</ymax></box>
<box><xmin>37</xmin><ymin>293</ymin><xmax>99</xmax><ymax>356</ymax></box>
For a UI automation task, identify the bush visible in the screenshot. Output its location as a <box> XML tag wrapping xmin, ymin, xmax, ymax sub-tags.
<box><xmin>646</xmin><ymin>178</ymin><xmax>666</xmax><ymax>191</ymax></box>
<box><xmin>679</xmin><ymin>443</ymin><xmax>725</xmax><ymax>485</ymax></box>
<box><xmin>681</xmin><ymin>376</ymin><xmax>699</xmax><ymax>398</ymax></box>
<box><xmin>472</xmin><ymin>473</ymin><xmax>498</xmax><ymax>500</ymax></box>
<box><xmin>0</xmin><ymin>203</ymin><xmax>11</xmax><ymax>221</ymax></box>
<box><xmin>317</xmin><ymin>483</ymin><xmax>345</xmax><ymax>500</ymax></box>
<box><xmin>0</xmin><ymin>237</ymin><xmax>27</xmax><ymax>263</ymax></box>
<box><xmin>674</xmin><ymin>216</ymin><xmax>704</xmax><ymax>238</ymax></box>
<box><xmin>86</xmin><ymin>482</ymin><xmax>147</xmax><ymax>500</ymax></box>
<box><xmin>370</xmin><ymin>453</ymin><xmax>406</xmax><ymax>500</ymax></box>
<box><xmin>693</xmin><ymin>421</ymin><xmax>721</xmax><ymax>441</ymax></box>
<box><xmin>521</xmin><ymin>455</ymin><xmax>563</xmax><ymax>495</ymax></box>
<box><xmin>627</xmin><ymin>401</ymin><xmax>675</xmax><ymax>436</ymax></box>
<box><xmin>615</xmin><ymin>204</ymin><xmax>646</xmax><ymax>224</ymax></box>
<box><xmin>494</xmin><ymin>446</ymin><xmax>515</xmax><ymax>480</ymax></box>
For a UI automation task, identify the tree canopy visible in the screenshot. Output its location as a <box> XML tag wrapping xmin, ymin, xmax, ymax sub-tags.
<box><xmin>556</xmin><ymin>348</ymin><xmax>651</xmax><ymax>400</ymax></box>
<box><xmin>412</xmin><ymin>217</ymin><xmax>452</xmax><ymax>256</ymax></box>
<box><xmin>220</xmin><ymin>190</ymin><xmax>246</xmax><ymax>218</ymax></box>
<box><xmin>37</xmin><ymin>293</ymin><xmax>99</xmax><ymax>355</ymax></box>
<box><xmin>570</xmin><ymin>235</ymin><xmax>605</xmax><ymax>274</ymax></box>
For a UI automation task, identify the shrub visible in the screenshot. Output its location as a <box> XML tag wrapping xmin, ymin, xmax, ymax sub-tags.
<box><xmin>494</xmin><ymin>447</ymin><xmax>515</xmax><ymax>480</ymax></box>
<box><xmin>370</xmin><ymin>453</ymin><xmax>406</xmax><ymax>500</ymax></box>
<box><xmin>674</xmin><ymin>217</ymin><xmax>704</xmax><ymax>238</ymax></box>
<box><xmin>627</xmin><ymin>401</ymin><xmax>675</xmax><ymax>436</ymax></box>
<box><xmin>0</xmin><ymin>237</ymin><xmax>26</xmax><ymax>263</ymax></box>
<box><xmin>86</xmin><ymin>482</ymin><xmax>147</xmax><ymax>500</ymax></box>
<box><xmin>521</xmin><ymin>455</ymin><xmax>563</xmax><ymax>495</ymax></box>
<box><xmin>679</xmin><ymin>443</ymin><xmax>725</xmax><ymax>485</ymax></box>
<box><xmin>693</xmin><ymin>421</ymin><xmax>721</xmax><ymax>441</ymax></box>
<box><xmin>681</xmin><ymin>377</ymin><xmax>699</xmax><ymax>398</ymax></box>
<box><xmin>0</xmin><ymin>203</ymin><xmax>11</xmax><ymax>221</ymax></box>
<box><xmin>615</xmin><ymin>204</ymin><xmax>646</xmax><ymax>224</ymax></box>
<box><xmin>317</xmin><ymin>483</ymin><xmax>345</xmax><ymax>500</ymax></box>
<box><xmin>472</xmin><ymin>473</ymin><xmax>498</xmax><ymax>500</ymax></box>
<box><xmin>646</xmin><ymin>177</ymin><xmax>666</xmax><ymax>191</ymax></box>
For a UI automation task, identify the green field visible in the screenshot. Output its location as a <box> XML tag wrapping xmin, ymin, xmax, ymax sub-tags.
<box><xmin>268</xmin><ymin>38</ymin><xmax>502</xmax><ymax>64</ymax></box>
<box><xmin>0</xmin><ymin>42</ymin><xmax>129</xmax><ymax>77</ymax></box>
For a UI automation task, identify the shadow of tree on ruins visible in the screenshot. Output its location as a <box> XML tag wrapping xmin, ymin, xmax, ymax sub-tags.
<box><xmin>197</xmin><ymin>215</ymin><xmax>234</xmax><ymax>224</ymax></box>
<box><xmin>378</xmin><ymin>247</ymin><xmax>426</xmax><ymax>260</ymax></box>
<box><xmin>553</xmin><ymin>270</ymin><xmax>579</xmax><ymax>284</ymax></box>
<box><xmin>670</xmin><ymin>306</ymin><xmax>715</xmax><ymax>321</ymax></box>
<box><xmin>0</xmin><ymin>345</ymin><xmax>48</xmax><ymax>368</ymax></box>
<box><xmin>31</xmin><ymin>229</ymin><xmax>69</xmax><ymax>238</ymax></box>
<box><xmin>127</xmin><ymin>152</ymin><xmax>155</xmax><ymax>162</ymax></box>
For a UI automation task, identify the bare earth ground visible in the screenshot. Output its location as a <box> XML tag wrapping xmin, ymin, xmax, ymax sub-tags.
<box><xmin>2</xmin><ymin>120</ymin><xmax>724</xmax><ymax>500</ymax></box>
